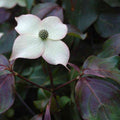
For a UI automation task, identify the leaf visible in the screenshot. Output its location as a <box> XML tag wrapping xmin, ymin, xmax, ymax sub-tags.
<box><xmin>44</xmin><ymin>104</ymin><xmax>51</xmax><ymax>120</ymax></box>
<box><xmin>98</xmin><ymin>34</ymin><xmax>120</xmax><ymax>57</ymax></box>
<box><xmin>0</xmin><ymin>8</ymin><xmax>11</xmax><ymax>23</ymax></box>
<box><xmin>75</xmin><ymin>77</ymin><xmax>120</xmax><ymax>119</ymax></box>
<box><xmin>31</xmin><ymin>114</ymin><xmax>43</xmax><ymax>120</ymax></box>
<box><xmin>103</xmin><ymin>0</ymin><xmax>120</xmax><ymax>7</ymax></box>
<box><xmin>0</xmin><ymin>74</ymin><xmax>15</xmax><ymax>113</ymax></box>
<box><xmin>94</xmin><ymin>8</ymin><xmax>120</xmax><ymax>38</ymax></box>
<box><xmin>63</xmin><ymin>0</ymin><xmax>99</xmax><ymax>32</ymax></box>
<box><xmin>34</xmin><ymin>89</ymin><xmax>50</xmax><ymax>111</ymax></box>
<box><xmin>67</xmin><ymin>24</ymin><xmax>87</xmax><ymax>40</ymax></box>
<box><xmin>28</xmin><ymin>66</ymin><xmax>48</xmax><ymax>86</ymax></box>
<box><xmin>58</xmin><ymin>96</ymin><xmax>71</xmax><ymax>108</ymax></box>
<box><xmin>0</xmin><ymin>55</ymin><xmax>9</xmax><ymax>70</ymax></box>
<box><xmin>0</xmin><ymin>30</ymin><xmax>17</xmax><ymax>54</ymax></box>
<box><xmin>83</xmin><ymin>55</ymin><xmax>120</xmax><ymax>84</ymax></box>
<box><xmin>32</xmin><ymin>2</ymin><xmax>63</xmax><ymax>21</ymax></box>
<box><xmin>26</xmin><ymin>0</ymin><xmax>34</xmax><ymax>10</ymax></box>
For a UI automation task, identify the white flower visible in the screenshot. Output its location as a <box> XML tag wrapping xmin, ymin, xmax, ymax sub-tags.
<box><xmin>0</xmin><ymin>32</ymin><xmax>4</xmax><ymax>38</ymax></box>
<box><xmin>0</xmin><ymin>0</ymin><xmax>26</xmax><ymax>9</ymax></box>
<box><xmin>10</xmin><ymin>14</ymin><xmax>70</xmax><ymax>66</ymax></box>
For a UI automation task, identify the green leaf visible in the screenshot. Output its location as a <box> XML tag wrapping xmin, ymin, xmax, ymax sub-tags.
<box><xmin>67</xmin><ymin>24</ymin><xmax>87</xmax><ymax>40</ymax></box>
<box><xmin>0</xmin><ymin>30</ymin><xmax>17</xmax><ymax>54</ymax></box>
<box><xmin>26</xmin><ymin>0</ymin><xmax>34</xmax><ymax>10</ymax></box>
<box><xmin>63</xmin><ymin>0</ymin><xmax>99</xmax><ymax>32</ymax></box>
<box><xmin>31</xmin><ymin>114</ymin><xmax>42</xmax><ymax>120</ymax></box>
<box><xmin>58</xmin><ymin>96</ymin><xmax>71</xmax><ymax>108</ymax></box>
<box><xmin>98</xmin><ymin>34</ymin><xmax>120</xmax><ymax>57</ymax></box>
<box><xmin>83</xmin><ymin>55</ymin><xmax>120</xmax><ymax>84</ymax></box>
<box><xmin>103</xmin><ymin>0</ymin><xmax>120</xmax><ymax>7</ymax></box>
<box><xmin>28</xmin><ymin>66</ymin><xmax>48</xmax><ymax>86</ymax></box>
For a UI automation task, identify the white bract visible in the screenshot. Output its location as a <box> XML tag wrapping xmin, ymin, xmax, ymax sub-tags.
<box><xmin>0</xmin><ymin>0</ymin><xmax>26</xmax><ymax>9</ymax></box>
<box><xmin>0</xmin><ymin>33</ymin><xmax>4</xmax><ymax>38</ymax></box>
<box><xmin>10</xmin><ymin>14</ymin><xmax>70</xmax><ymax>66</ymax></box>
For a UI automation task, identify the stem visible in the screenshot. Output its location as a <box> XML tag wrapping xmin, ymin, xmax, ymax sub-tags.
<box><xmin>47</xmin><ymin>65</ymin><xmax>54</xmax><ymax>90</ymax></box>
<box><xmin>15</xmin><ymin>91</ymin><xmax>35</xmax><ymax>116</ymax></box>
<box><xmin>12</xmin><ymin>70</ymin><xmax>51</xmax><ymax>92</ymax></box>
<box><xmin>55</xmin><ymin>78</ymin><xmax>78</xmax><ymax>91</ymax></box>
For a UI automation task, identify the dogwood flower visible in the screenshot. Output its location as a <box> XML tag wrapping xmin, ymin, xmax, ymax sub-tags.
<box><xmin>10</xmin><ymin>14</ymin><xmax>70</xmax><ymax>66</ymax></box>
<box><xmin>0</xmin><ymin>0</ymin><xmax>26</xmax><ymax>9</ymax></box>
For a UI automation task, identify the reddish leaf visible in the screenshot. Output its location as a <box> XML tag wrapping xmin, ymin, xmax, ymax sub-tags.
<box><xmin>75</xmin><ymin>77</ymin><xmax>120</xmax><ymax>119</ymax></box>
<box><xmin>32</xmin><ymin>3</ymin><xmax>63</xmax><ymax>21</ymax></box>
<box><xmin>0</xmin><ymin>74</ymin><xmax>15</xmax><ymax>113</ymax></box>
<box><xmin>0</xmin><ymin>8</ymin><xmax>11</xmax><ymax>23</ymax></box>
<box><xmin>44</xmin><ymin>104</ymin><xmax>51</xmax><ymax>120</ymax></box>
<box><xmin>46</xmin><ymin>7</ymin><xmax>63</xmax><ymax>21</ymax></box>
<box><xmin>83</xmin><ymin>56</ymin><xmax>120</xmax><ymax>83</ymax></box>
<box><xmin>0</xmin><ymin>55</ymin><xmax>9</xmax><ymax>72</ymax></box>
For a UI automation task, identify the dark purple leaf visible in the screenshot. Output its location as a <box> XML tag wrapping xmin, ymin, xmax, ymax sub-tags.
<box><xmin>75</xmin><ymin>77</ymin><xmax>120</xmax><ymax>119</ymax></box>
<box><xmin>0</xmin><ymin>8</ymin><xmax>11</xmax><ymax>23</ymax></box>
<box><xmin>0</xmin><ymin>74</ymin><xmax>15</xmax><ymax>113</ymax></box>
<box><xmin>83</xmin><ymin>56</ymin><xmax>120</xmax><ymax>84</ymax></box>
<box><xmin>46</xmin><ymin>7</ymin><xmax>63</xmax><ymax>21</ymax></box>
<box><xmin>32</xmin><ymin>3</ymin><xmax>63</xmax><ymax>21</ymax></box>
<box><xmin>68</xmin><ymin>62</ymin><xmax>80</xmax><ymax>72</ymax></box>
<box><xmin>44</xmin><ymin>104</ymin><xmax>51</xmax><ymax>120</ymax></box>
<box><xmin>0</xmin><ymin>55</ymin><xmax>9</xmax><ymax>74</ymax></box>
<box><xmin>31</xmin><ymin>114</ymin><xmax>43</xmax><ymax>120</ymax></box>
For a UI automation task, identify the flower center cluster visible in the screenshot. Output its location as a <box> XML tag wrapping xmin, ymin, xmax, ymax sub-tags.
<box><xmin>39</xmin><ymin>29</ymin><xmax>48</xmax><ymax>40</ymax></box>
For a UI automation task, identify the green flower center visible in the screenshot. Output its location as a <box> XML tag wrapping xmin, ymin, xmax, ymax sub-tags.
<box><xmin>39</xmin><ymin>30</ymin><xmax>48</xmax><ymax>40</ymax></box>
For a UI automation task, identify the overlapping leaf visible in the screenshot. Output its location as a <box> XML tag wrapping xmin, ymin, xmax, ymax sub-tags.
<box><xmin>83</xmin><ymin>55</ymin><xmax>120</xmax><ymax>83</ymax></box>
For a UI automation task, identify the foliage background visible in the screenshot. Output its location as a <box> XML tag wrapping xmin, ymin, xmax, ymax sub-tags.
<box><xmin>1</xmin><ymin>0</ymin><xmax>120</xmax><ymax>120</ymax></box>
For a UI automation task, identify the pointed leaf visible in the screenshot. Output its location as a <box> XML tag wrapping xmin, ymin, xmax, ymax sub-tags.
<box><xmin>44</xmin><ymin>104</ymin><xmax>51</xmax><ymax>120</ymax></box>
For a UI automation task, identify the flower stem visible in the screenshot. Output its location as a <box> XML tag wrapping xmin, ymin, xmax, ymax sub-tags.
<box><xmin>11</xmin><ymin>70</ymin><xmax>51</xmax><ymax>92</ymax></box>
<box><xmin>55</xmin><ymin>78</ymin><xmax>78</xmax><ymax>91</ymax></box>
<box><xmin>47</xmin><ymin>65</ymin><xmax>54</xmax><ymax>90</ymax></box>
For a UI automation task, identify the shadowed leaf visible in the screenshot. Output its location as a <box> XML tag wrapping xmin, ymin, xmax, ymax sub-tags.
<box><xmin>94</xmin><ymin>9</ymin><xmax>120</xmax><ymax>38</ymax></box>
<box><xmin>32</xmin><ymin>2</ymin><xmax>63</xmax><ymax>21</ymax></box>
<box><xmin>31</xmin><ymin>114</ymin><xmax>43</xmax><ymax>120</ymax></box>
<box><xmin>0</xmin><ymin>8</ymin><xmax>11</xmax><ymax>23</ymax></box>
<box><xmin>63</xmin><ymin>0</ymin><xmax>99</xmax><ymax>32</ymax></box>
<box><xmin>0</xmin><ymin>30</ymin><xmax>17</xmax><ymax>54</ymax></box>
<box><xmin>103</xmin><ymin>0</ymin><xmax>120</xmax><ymax>7</ymax></box>
<box><xmin>98</xmin><ymin>34</ymin><xmax>120</xmax><ymax>57</ymax></box>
